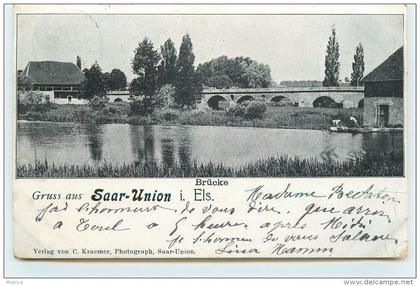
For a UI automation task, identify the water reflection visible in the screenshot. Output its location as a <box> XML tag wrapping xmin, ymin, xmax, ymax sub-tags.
<box><xmin>86</xmin><ymin>124</ymin><xmax>103</xmax><ymax>162</ymax></box>
<box><xmin>177</xmin><ymin>127</ymin><xmax>192</xmax><ymax>168</ymax></box>
<box><xmin>320</xmin><ymin>133</ymin><xmax>365</xmax><ymax>161</ymax></box>
<box><xmin>319</xmin><ymin>134</ymin><xmax>339</xmax><ymax>161</ymax></box>
<box><xmin>17</xmin><ymin>121</ymin><xmax>404</xmax><ymax>167</ymax></box>
<box><xmin>156</xmin><ymin>126</ymin><xmax>192</xmax><ymax>168</ymax></box>
<box><xmin>144</xmin><ymin>125</ymin><xmax>155</xmax><ymax>164</ymax></box>
<box><xmin>129</xmin><ymin>125</ymin><xmax>156</xmax><ymax>165</ymax></box>
<box><xmin>361</xmin><ymin>132</ymin><xmax>404</xmax><ymax>161</ymax></box>
<box><xmin>161</xmin><ymin>138</ymin><xmax>175</xmax><ymax>167</ymax></box>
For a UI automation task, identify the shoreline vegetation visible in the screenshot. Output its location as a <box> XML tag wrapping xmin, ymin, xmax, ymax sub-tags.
<box><xmin>18</xmin><ymin>102</ymin><xmax>363</xmax><ymax>130</ymax></box>
<box><xmin>17</xmin><ymin>154</ymin><xmax>403</xmax><ymax>178</ymax></box>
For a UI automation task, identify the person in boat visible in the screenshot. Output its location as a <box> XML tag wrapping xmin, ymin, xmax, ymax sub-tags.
<box><xmin>349</xmin><ymin>116</ymin><xmax>359</xmax><ymax>128</ymax></box>
<box><xmin>332</xmin><ymin>119</ymin><xmax>341</xmax><ymax>127</ymax></box>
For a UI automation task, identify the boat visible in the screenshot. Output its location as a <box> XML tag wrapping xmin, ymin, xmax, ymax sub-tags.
<box><xmin>329</xmin><ymin>126</ymin><xmax>403</xmax><ymax>133</ymax></box>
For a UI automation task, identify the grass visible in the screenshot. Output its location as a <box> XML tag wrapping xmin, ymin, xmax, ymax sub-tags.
<box><xmin>16</xmin><ymin>154</ymin><xmax>403</xmax><ymax>178</ymax></box>
<box><xmin>19</xmin><ymin>103</ymin><xmax>130</xmax><ymax>124</ymax></box>
<box><xmin>254</xmin><ymin>107</ymin><xmax>362</xmax><ymax>130</ymax></box>
<box><xmin>18</xmin><ymin>102</ymin><xmax>363</xmax><ymax>130</ymax></box>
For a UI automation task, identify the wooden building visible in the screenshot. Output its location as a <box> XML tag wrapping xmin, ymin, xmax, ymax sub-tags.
<box><xmin>20</xmin><ymin>61</ymin><xmax>86</xmax><ymax>104</ymax></box>
<box><xmin>361</xmin><ymin>47</ymin><xmax>404</xmax><ymax>127</ymax></box>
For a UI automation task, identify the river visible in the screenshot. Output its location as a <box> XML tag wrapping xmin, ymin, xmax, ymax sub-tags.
<box><xmin>17</xmin><ymin>121</ymin><xmax>403</xmax><ymax>167</ymax></box>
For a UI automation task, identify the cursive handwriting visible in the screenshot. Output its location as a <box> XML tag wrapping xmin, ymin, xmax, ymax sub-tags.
<box><xmin>76</xmin><ymin>218</ymin><xmax>130</xmax><ymax>232</ymax></box>
<box><xmin>25</xmin><ymin>180</ymin><xmax>404</xmax><ymax>258</ymax></box>
<box><xmin>35</xmin><ymin>202</ymin><xmax>68</xmax><ymax>222</ymax></box>
<box><xmin>75</xmin><ymin>202</ymin><xmax>177</xmax><ymax>215</ymax></box>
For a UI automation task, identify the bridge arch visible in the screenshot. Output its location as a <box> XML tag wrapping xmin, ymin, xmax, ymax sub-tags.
<box><xmin>313</xmin><ymin>96</ymin><xmax>342</xmax><ymax>108</ymax></box>
<box><xmin>271</xmin><ymin>95</ymin><xmax>295</xmax><ymax>106</ymax></box>
<box><xmin>113</xmin><ymin>98</ymin><xmax>123</xmax><ymax>102</ymax></box>
<box><xmin>358</xmin><ymin>99</ymin><xmax>364</xmax><ymax>108</ymax></box>
<box><xmin>270</xmin><ymin>95</ymin><xmax>288</xmax><ymax>102</ymax></box>
<box><xmin>207</xmin><ymin>95</ymin><xmax>227</xmax><ymax>109</ymax></box>
<box><xmin>236</xmin><ymin>95</ymin><xmax>255</xmax><ymax>104</ymax></box>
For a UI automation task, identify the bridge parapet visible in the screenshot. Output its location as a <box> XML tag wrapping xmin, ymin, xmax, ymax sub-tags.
<box><xmin>202</xmin><ymin>86</ymin><xmax>364</xmax><ymax>94</ymax></box>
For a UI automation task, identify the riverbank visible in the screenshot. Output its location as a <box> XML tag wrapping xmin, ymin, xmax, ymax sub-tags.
<box><xmin>16</xmin><ymin>154</ymin><xmax>403</xmax><ymax>177</ymax></box>
<box><xmin>18</xmin><ymin>102</ymin><xmax>363</xmax><ymax>130</ymax></box>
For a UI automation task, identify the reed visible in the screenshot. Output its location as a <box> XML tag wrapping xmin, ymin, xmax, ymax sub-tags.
<box><xmin>16</xmin><ymin>154</ymin><xmax>403</xmax><ymax>178</ymax></box>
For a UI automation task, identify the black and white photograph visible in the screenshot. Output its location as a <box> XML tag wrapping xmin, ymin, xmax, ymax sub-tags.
<box><xmin>5</xmin><ymin>3</ymin><xmax>416</xmax><ymax>282</ymax></box>
<box><xmin>16</xmin><ymin>12</ymin><xmax>405</xmax><ymax>178</ymax></box>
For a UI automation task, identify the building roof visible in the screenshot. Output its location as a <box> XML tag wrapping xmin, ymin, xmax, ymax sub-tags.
<box><xmin>361</xmin><ymin>47</ymin><xmax>403</xmax><ymax>83</ymax></box>
<box><xmin>21</xmin><ymin>61</ymin><xmax>85</xmax><ymax>85</ymax></box>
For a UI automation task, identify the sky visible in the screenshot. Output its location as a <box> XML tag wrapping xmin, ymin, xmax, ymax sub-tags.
<box><xmin>17</xmin><ymin>14</ymin><xmax>403</xmax><ymax>83</ymax></box>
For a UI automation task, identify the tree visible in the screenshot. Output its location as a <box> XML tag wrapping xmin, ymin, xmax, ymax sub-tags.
<box><xmin>351</xmin><ymin>43</ymin><xmax>365</xmax><ymax>86</ymax></box>
<box><xmin>206</xmin><ymin>75</ymin><xmax>234</xmax><ymax>89</ymax></box>
<box><xmin>157</xmin><ymin>61</ymin><xmax>165</xmax><ymax>86</ymax></box>
<box><xmin>102</xmin><ymin>72</ymin><xmax>111</xmax><ymax>91</ymax></box>
<box><xmin>17</xmin><ymin>74</ymin><xmax>33</xmax><ymax>91</ymax></box>
<box><xmin>323</xmin><ymin>26</ymin><xmax>340</xmax><ymax>87</ymax></box>
<box><xmin>76</xmin><ymin>55</ymin><xmax>82</xmax><ymax>69</ymax></box>
<box><xmin>174</xmin><ymin>34</ymin><xmax>201</xmax><ymax>108</ymax></box>
<box><xmin>130</xmin><ymin>37</ymin><xmax>160</xmax><ymax>114</ymax></box>
<box><xmin>241</xmin><ymin>61</ymin><xmax>272</xmax><ymax>88</ymax></box>
<box><xmin>196</xmin><ymin>56</ymin><xmax>272</xmax><ymax>89</ymax></box>
<box><xmin>82</xmin><ymin>62</ymin><xmax>105</xmax><ymax>99</ymax></box>
<box><xmin>109</xmin><ymin>69</ymin><xmax>127</xmax><ymax>90</ymax></box>
<box><xmin>159</xmin><ymin>38</ymin><xmax>178</xmax><ymax>85</ymax></box>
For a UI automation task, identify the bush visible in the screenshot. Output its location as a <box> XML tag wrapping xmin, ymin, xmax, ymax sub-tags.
<box><xmin>108</xmin><ymin>107</ymin><xmax>117</xmax><ymax>114</ymax></box>
<box><xmin>159</xmin><ymin>109</ymin><xmax>180</xmax><ymax>121</ymax></box>
<box><xmin>226</xmin><ymin>100</ymin><xmax>267</xmax><ymax>119</ymax></box>
<box><xmin>226</xmin><ymin>103</ymin><xmax>247</xmax><ymax>118</ymax></box>
<box><xmin>18</xmin><ymin>91</ymin><xmax>51</xmax><ymax>114</ymax></box>
<box><xmin>89</xmin><ymin>96</ymin><xmax>109</xmax><ymax>111</ymax></box>
<box><xmin>155</xmin><ymin>84</ymin><xmax>176</xmax><ymax>108</ymax></box>
<box><xmin>245</xmin><ymin>100</ymin><xmax>267</xmax><ymax>119</ymax></box>
<box><xmin>241</xmin><ymin>120</ymin><xmax>254</xmax><ymax>127</ymax></box>
<box><xmin>18</xmin><ymin>102</ymin><xmax>30</xmax><ymax>114</ymax></box>
<box><xmin>74</xmin><ymin>108</ymin><xmax>95</xmax><ymax>122</ymax></box>
<box><xmin>18</xmin><ymin>91</ymin><xmax>49</xmax><ymax>105</ymax></box>
<box><xmin>129</xmin><ymin>96</ymin><xmax>143</xmax><ymax>115</ymax></box>
<box><xmin>129</xmin><ymin>95</ymin><xmax>156</xmax><ymax>115</ymax></box>
<box><xmin>24</xmin><ymin>111</ymin><xmax>43</xmax><ymax>120</ymax></box>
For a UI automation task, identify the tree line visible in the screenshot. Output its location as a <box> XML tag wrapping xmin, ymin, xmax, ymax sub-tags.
<box><xmin>79</xmin><ymin>34</ymin><xmax>274</xmax><ymax>114</ymax></box>
<box><xmin>70</xmin><ymin>25</ymin><xmax>365</xmax><ymax>114</ymax></box>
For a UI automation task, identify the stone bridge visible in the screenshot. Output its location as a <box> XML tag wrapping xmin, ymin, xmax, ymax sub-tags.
<box><xmin>198</xmin><ymin>86</ymin><xmax>364</xmax><ymax>109</ymax></box>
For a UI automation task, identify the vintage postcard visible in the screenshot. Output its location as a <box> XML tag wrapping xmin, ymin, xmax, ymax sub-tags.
<box><xmin>12</xmin><ymin>4</ymin><xmax>408</xmax><ymax>259</ymax></box>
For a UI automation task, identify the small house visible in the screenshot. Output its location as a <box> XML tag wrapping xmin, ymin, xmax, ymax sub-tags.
<box><xmin>361</xmin><ymin>47</ymin><xmax>404</xmax><ymax>127</ymax></box>
<box><xmin>20</xmin><ymin>61</ymin><xmax>86</xmax><ymax>104</ymax></box>
<box><xmin>107</xmin><ymin>90</ymin><xmax>130</xmax><ymax>103</ymax></box>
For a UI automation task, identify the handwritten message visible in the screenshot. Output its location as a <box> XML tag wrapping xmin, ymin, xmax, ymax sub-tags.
<box><xmin>13</xmin><ymin>178</ymin><xmax>407</xmax><ymax>258</ymax></box>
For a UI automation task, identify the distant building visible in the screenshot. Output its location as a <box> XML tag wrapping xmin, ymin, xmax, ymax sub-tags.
<box><xmin>107</xmin><ymin>90</ymin><xmax>130</xmax><ymax>102</ymax></box>
<box><xmin>20</xmin><ymin>61</ymin><xmax>86</xmax><ymax>104</ymax></box>
<box><xmin>361</xmin><ymin>47</ymin><xmax>404</xmax><ymax>127</ymax></box>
